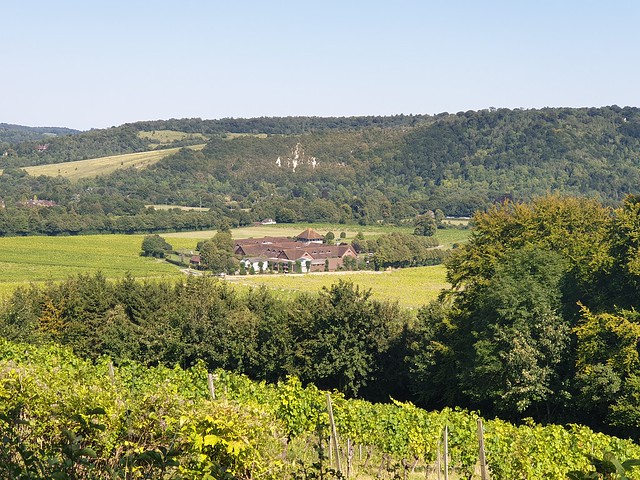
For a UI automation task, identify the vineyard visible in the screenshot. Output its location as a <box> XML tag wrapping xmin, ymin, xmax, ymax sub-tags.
<box><xmin>1</xmin><ymin>340</ymin><xmax>640</xmax><ymax>479</ymax></box>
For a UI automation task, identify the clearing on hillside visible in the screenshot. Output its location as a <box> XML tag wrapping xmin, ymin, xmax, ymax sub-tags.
<box><xmin>15</xmin><ymin>144</ymin><xmax>205</xmax><ymax>180</ymax></box>
<box><xmin>137</xmin><ymin>130</ymin><xmax>208</xmax><ymax>147</ymax></box>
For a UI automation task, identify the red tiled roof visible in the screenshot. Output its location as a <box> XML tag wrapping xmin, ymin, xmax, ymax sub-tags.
<box><xmin>296</xmin><ymin>228</ymin><xmax>323</xmax><ymax>240</ymax></box>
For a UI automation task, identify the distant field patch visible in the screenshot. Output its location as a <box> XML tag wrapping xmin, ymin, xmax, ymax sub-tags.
<box><xmin>163</xmin><ymin>223</ymin><xmax>470</xmax><ymax>246</ymax></box>
<box><xmin>222</xmin><ymin>132</ymin><xmax>269</xmax><ymax>139</ymax></box>
<box><xmin>226</xmin><ymin>265</ymin><xmax>449</xmax><ymax>310</ymax></box>
<box><xmin>0</xmin><ymin>225</ymin><xmax>466</xmax><ymax>305</ymax></box>
<box><xmin>164</xmin><ymin>223</ymin><xmax>416</xmax><ymax>242</ymax></box>
<box><xmin>138</xmin><ymin>130</ymin><xmax>208</xmax><ymax>146</ymax></box>
<box><xmin>0</xmin><ymin>234</ymin><xmax>183</xmax><ymax>299</ymax></box>
<box><xmin>146</xmin><ymin>204</ymin><xmax>210</xmax><ymax>212</ymax></box>
<box><xmin>433</xmin><ymin>228</ymin><xmax>471</xmax><ymax>248</ymax></box>
<box><xmin>17</xmin><ymin>144</ymin><xmax>205</xmax><ymax>180</ymax></box>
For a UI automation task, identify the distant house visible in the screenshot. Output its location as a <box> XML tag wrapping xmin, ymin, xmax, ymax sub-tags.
<box><xmin>260</xmin><ymin>218</ymin><xmax>276</xmax><ymax>225</ymax></box>
<box><xmin>190</xmin><ymin>255</ymin><xmax>202</xmax><ymax>268</ymax></box>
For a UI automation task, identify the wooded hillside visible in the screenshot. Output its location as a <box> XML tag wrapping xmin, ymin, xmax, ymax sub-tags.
<box><xmin>1</xmin><ymin>107</ymin><xmax>640</xmax><ymax>235</ymax></box>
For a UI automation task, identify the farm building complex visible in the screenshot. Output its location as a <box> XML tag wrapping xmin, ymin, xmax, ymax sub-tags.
<box><xmin>234</xmin><ymin>228</ymin><xmax>357</xmax><ymax>273</ymax></box>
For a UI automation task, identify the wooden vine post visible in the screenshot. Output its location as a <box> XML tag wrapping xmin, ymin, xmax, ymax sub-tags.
<box><xmin>207</xmin><ymin>373</ymin><xmax>216</xmax><ymax>401</ymax></box>
<box><xmin>477</xmin><ymin>418</ymin><xmax>490</xmax><ymax>480</ymax></box>
<box><xmin>443</xmin><ymin>426</ymin><xmax>449</xmax><ymax>480</ymax></box>
<box><xmin>108</xmin><ymin>361</ymin><xmax>115</xmax><ymax>384</ymax></box>
<box><xmin>436</xmin><ymin>442</ymin><xmax>441</xmax><ymax>480</ymax></box>
<box><xmin>326</xmin><ymin>393</ymin><xmax>342</xmax><ymax>475</ymax></box>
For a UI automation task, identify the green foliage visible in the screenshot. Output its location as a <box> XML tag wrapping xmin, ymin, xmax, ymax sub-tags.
<box><xmin>0</xmin><ymin>122</ymin><xmax>80</xmax><ymax>143</ymax></box>
<box><xmin>460</xmin><ymin>248</ymin><xmax>571</xmax><ymax>415</ymax></box>
<box><xmin>406</xmin><ymin>194</ymin><xmax>640</xmax><ymax>430</ymax></box>
<box><xmin>141</xmin><ymin>234</ymin><xmax>172</xmax><ymax>258</ymax></box>
<box><xmin>324</xmin><ymin>231</ymin><xmax>335</xmax><ymax>245</ymax></box>
<box><xmin>567</xmin><ymin>452</ymin><xmax>640</xmax><ymax>479</ymax></box>
<box><xmin>2</xmin><ymin>339</ymin><xmax>640</xmax><ymax>479</ymax></box>
<box><xmin>413</xmin><ymin>213</ymin><xmax>437</xmax><ymax>237</ymax></box>
<box><xmin>198</xmin><ymin>231</ymin><xmax>238</xmax><ymax>274</ymax></box>
<box><xmin>368</xmin><ymin>232</ymin><xmax>444</xmax><ymax>269</ymax></box>
<box><xmin>290</xmin><ymin>280</ymin><xmax>408</xmax><ymax>398</ymax></box>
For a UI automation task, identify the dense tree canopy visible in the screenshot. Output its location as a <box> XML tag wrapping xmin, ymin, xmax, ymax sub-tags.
<box><xmin>407</xmin><ymin>194</ymin><xmax>640</xmax><ymax>434</ymax></box>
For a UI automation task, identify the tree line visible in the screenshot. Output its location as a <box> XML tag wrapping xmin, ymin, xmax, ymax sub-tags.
<box><xmin>0</xmin><ymin>275</ymin><xmax>409</xmax><ymax>401</ymax></box>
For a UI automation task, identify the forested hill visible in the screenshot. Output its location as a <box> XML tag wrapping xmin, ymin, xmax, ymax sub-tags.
<box><xmin>0</xmin><ymin>115</ymin><xmax>433</xmax><ymax>169</ymax></box>
<box><xmin>0</xmin><ymin>123</ymin><xmax>80</xmax><ymax>143</ymax></box>
<box><xmin>1</xmin><ymin>106</ymin><xmax>640</xmax><ymax>235</ymax></box>
<box><xmin>117</xmin><ymin>106</ymin><xmax>640</xmax><ymax>216</ymax></box>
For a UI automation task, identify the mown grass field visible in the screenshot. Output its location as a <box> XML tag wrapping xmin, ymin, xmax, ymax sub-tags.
<box><xmin>14</xmin><ymin>144</ymin><xmax>205</xmax><ymax>180</ymax></box>
<box><xmin>226</xmin><ymin>265</ymin><xmax>449</xmax><ymax>310</ymax></box>
<box><xmin>145</xmin><ymin>204</ymin><xmax>210</xmax><ymax>212</ymax></box>
<box><xmin>137</xmin><ymin>129</ymin><xmax>208</xmax><ymax>146</ymax></box>
<box><xmin>163</xmin><ymin>223</ymin><xmax>401</xmax><ymax>241</ymax></box>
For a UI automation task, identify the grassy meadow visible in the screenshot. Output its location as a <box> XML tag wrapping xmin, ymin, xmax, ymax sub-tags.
<box><xmin>137</xmin><ymin>129</ymin><xmax>208</xmax><ymax>146</ymax></box>
<box><xmin>0</xmin><ymin>234</ymin><xmax>183</xmax><ymax>299</ymax></box>
<box><xmin>13</xmin><ymin>144</ymin><xmax>205</xmax><ymax>180</ymax></box>
<box><xmin>0</xmin><ymin>224</ymin><xmax>467</xmax><ymax>306</ymax></box>
<box><xmin>225</xmin><ymin>266</ymin><xmax>449</xmax><ymax>310</ymax></box>
<box><xmin>146</xmin><ymin>204</ymin><xmax>210</xmax><ymax>212</ymax></box>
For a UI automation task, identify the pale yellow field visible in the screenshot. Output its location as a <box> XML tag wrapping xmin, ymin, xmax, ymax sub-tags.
<box><xmin>15</xmin><ymin>144</ymin><xmax>205</xmax><ymax>180</ymax></box>
<box><xmin>146</xmin><ymin>204</ymin><xmax>210</xmax><ymax>212</ymax></box>
<box><xmin>226</xmin><ymin>265</ymin><xmax>449</xmax><ymax>310</ymax></box>
<box><xmin>137</xmin><ymin>130</ymin><xmax>208</xmax><ymax>146</ymax></box>
<box><xmin>164</xmin><ymin>223</ymin><xmax>470</xmax><ymax>248</ymax></box>
<box><xmin>164</xmin><ymin>223</ymin><xmax>415</xmax><ymax>242</ymax></box>
<box><xmin>222</xmin><ymin>132</ymin><xmax>269</xmax><ymax>139</ymax></box>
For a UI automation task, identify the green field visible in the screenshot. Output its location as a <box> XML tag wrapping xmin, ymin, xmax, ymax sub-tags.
<box><xmin>9</xmin><ymin>144</ymin><xmax>205</xmax><ymax>180</ymax></box>
<box><xmin>0</xmin><ymin>235</ymin><xmax>184</xmax><ymax>298</ymax></box>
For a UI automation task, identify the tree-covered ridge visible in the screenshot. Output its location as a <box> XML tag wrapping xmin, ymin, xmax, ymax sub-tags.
<box><xmin>1</xmin><ymin>126</ymin><xmax>150</xmax><ymax>168</ymax></box>
<box><xmin>0</xmin><ymin>123</ymin><xmax>80</xmax><ymax>143</ymax></box>
<box><xmin>93</xmin><ymin>106</ymin><xmax>640</xmax><ymax>217</ymax></box>
<box><xmin>124</xmin><ymin>113</ymin><xmax>434</xmax><ymax>135</ymax></box>
<box><xmin>0</xmin><ymin>114</ymin><xmax>433</xmax><ymax>169</ymax></box>
<box><xmin>397</xmin><ymin>106</ymin><xmax>640</xmax><ymax>205</ymax></box>
<box><xmin>2</xmin><ymin>107</ymin><xmax>640</xmax><ymax>236</ymax></box>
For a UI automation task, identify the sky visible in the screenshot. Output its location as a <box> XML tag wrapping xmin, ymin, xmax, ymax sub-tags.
<box><xmin>2</xmin><ymin>0</ymin><xmax>639</xmax><ymax>130</ymax></box>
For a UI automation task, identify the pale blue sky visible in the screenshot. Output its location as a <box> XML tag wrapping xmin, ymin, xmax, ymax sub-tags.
<box><xmin>2</xmin><ymin>1</ymin><xmax>639</xmax><ymax>130</ymax></box>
